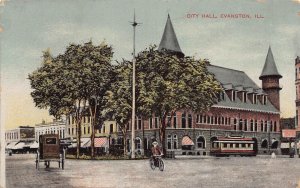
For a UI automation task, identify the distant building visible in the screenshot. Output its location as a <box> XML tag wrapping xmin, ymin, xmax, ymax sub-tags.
<box><xmin>5</xmin><ymin>126</ymin><xmax>35</xmax><ymax>143</ymax></box>
<box><xmin>66</xmin><ymin>116</ymin><xmax>118</xmax><ymax>150</ymax></box>
<box><xmin>5</xmin><ymin>126</ymin><xmax>36</xmax><ymax>153</ymax></box>
<box><xmin>34</xmin><ymin>119</ymin><xmax>67</xmax><ymax>141</ymax></box>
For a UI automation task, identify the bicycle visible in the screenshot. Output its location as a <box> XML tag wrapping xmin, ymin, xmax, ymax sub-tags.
<box><xmin>149</xmin><ymin>154</ymin><xmax>165</xmax><ymax>171</ymax></box>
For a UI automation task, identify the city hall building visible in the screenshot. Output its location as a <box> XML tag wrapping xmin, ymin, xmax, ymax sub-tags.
<box><xmin>127</xmin><ymin>15</ymin><xmax>282</xmax><ymax>156</ymax></box>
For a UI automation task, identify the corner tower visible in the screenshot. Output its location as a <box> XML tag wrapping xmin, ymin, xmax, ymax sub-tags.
<box><xmin>295</xmin><ymin>56</ymin><xmax>300</xmax><ymax>128</ymax></box>
<box><xmin>158</xmin><ymin>14</ymin><xmax>184</xmax><ymax>58</ymax></box>
<box><xmin>259</xmin><ymin>46</ymin><xmax>282</xmax><ymax>110</ymax></box>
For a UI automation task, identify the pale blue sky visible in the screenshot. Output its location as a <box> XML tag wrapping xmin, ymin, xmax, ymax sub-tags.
<box><xmin>1</xmin><ymin>0</ymin><xmax>300</xmax><ymax>129</ymax></box>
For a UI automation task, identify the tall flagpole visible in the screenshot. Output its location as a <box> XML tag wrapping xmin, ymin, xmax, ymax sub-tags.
<box><xmin>130</xmin><ymin>10</ymin><xmax>140</xmax><ymax>159</ymax></box>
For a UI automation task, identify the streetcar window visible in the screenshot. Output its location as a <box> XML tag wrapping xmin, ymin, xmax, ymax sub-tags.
<box><xmin>236</xmin><ymin>144</ymin><xmax>239</xmax><ymax>148</ymax></box>
<box><xmin>230</xmin><ymin>144</ymin><xmax>233</xmax><ymax>148</ymax></box>
<box><xmin>242</xmin><ymin>143</ymin><xmax>246</xmax><ymax>148</ymax></box>
<box><xmin>223</xmin><ymin>143</ymin><xmax>227</xmax><ymax>148</ymax></box>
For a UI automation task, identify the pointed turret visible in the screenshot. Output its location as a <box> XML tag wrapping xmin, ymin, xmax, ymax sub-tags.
<box><xmin>259</xmin><ymin>46</ymin><xmax>282</xmax><ymax>111</ymax></box>
<box><xmin>259</xmin><ymin>46</ymin><xmax>282</xmax><ymax>79</ymax></box>
<box><xmin>158</xmin><ymin>14</ymin><xmax>184</xmax><ymax>58</ymax></box>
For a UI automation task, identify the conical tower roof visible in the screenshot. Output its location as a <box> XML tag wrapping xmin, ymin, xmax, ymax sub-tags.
<box><xmin>158</xmin><ymin>14</ymin><xmax>184</xmax><ymax>57</ymax></box>
<box><xmin>259</xmin><ymin>46</ymin><xmax>282</xmax><ymax>79</ymax></box>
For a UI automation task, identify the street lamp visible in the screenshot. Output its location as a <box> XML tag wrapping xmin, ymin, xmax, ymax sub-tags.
<box><xmin>130</xmin><ymin>10</ymin><xmax>141</xmax><ymax>159</ymax></box>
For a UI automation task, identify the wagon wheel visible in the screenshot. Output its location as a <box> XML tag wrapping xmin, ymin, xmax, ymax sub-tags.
<box><xmin>61</xmin><ymin>149</ymin><xmax>65</xmax><ymax>170</ymax></box>
<box><xmin>45</xmin><ymin>161</ymin><xmax>50</xmax><ymax>168</ymax></box>
<box><xmin>36</xmin><ymin>151</ymin><xmax>40</xmax><ymax>170</ymax></box>
<box><xmin>62</xmin><ymin>159</ymin><xmax>64</xmax><ymax>169</ymax></box>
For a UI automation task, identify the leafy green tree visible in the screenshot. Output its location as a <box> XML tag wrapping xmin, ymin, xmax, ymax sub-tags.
<box><xmin>29</xmin><ymin>41</ymin><xmax>113</xmax><ymax>159</ymax></box>
<box><xmin>135</xmin><ymin>46</ymin><xmax>223</xmax><ymax>152</ymax></box>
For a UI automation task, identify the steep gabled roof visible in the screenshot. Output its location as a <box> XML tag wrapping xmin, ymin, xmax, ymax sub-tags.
<box><xmin>259</xmin><ymin>46</ymin><xmax>282</xmax><ymax>79</ymax></box>
<box><xmin>207</xmin><ymin>65</ymin><xmax>260</xmax><ymax>89</ymax></box>
<box><xmin>158</xmin><ymin>14</ymin><xmax>184</xmax><ymax>57</ymax></box>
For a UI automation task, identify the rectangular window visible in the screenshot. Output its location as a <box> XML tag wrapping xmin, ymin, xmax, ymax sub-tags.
<box><xmin>207</xmin><ymin>116</ymin><xmax>211</xmax><ymax>124</ymax></box>
<box><xmin>149</xmin><ymin>118</ymin><xmax>153</xmax><ymax>129</ymax></box>
<box><xmin>243</xmin><ymin>92</ymin><xmax>247</xmax><ymax>103</ymax></box>
<box><xmin>230</xmin><ymin>143</ymin><xmax>233</xmax><ymax>148</ymax></box>
<box><xmin>232</xmin><ymin>91</ymin><xmax>236</xmax><ymax>101</ymax></box>
<box><xmin>182</xmin><ymin>113</ymin><xmax>186</xmax><ymax>128</ymax></box>
<box><xmin>167</xmin><ymin>114</ymin><xmax>171</xmax><ymax>127</ymax></box>
<box><xmin>138</xmin><ymin>118</ymin><xmax>142</xmax><ymax>130</ymax></box>
<box><xmin>188</xmin><ymin>114</ymin><xmax>192</xmax><ymax>128</ymax></box>
<box><xmin>155</xmin><ymin>117</ymin><xmax>159</xmax><ymax>128</ymax></box>
<box><xmin>110</xmin><ymin>124</ymin><xmax>113</xmax><ymax>133</ymax></box>
<box><xmin>173</xmin><ymin>115</ymin><xmax>177</xmax><ymax>128</ymax></box>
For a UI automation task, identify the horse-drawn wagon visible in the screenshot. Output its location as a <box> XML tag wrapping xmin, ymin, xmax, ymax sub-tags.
<box><xmin>35</xmin><ymin>134</ymin><xmax>65</xmax><ymax>170</ymax></box>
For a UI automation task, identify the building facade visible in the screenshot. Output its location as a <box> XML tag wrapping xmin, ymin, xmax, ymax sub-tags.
<box><xmin>66</xmin><ymin>116</ymin><xmax>119</xmax><ymax>147</ymax></box>
<box><xmin>35</xmin><ymin>119</ymin><xmax>67</xmax><ymax>141</ymax></box>
<box><xmin>125</xmin><ymin>15</ymin><xmax>282</xmax><ymax>156</ymax></box>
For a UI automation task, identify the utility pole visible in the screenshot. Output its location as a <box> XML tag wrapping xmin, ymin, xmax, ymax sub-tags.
<box><xmin>130</xmin><ymin>10</ymin><xmax>141</xmax><ymax>159</ymax></box>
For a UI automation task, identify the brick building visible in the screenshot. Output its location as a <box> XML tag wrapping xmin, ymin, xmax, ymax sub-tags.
<box><xmin>126</xmin><ymin>15</ymin><xmax>282</xmax><ymax>156</ymax></box>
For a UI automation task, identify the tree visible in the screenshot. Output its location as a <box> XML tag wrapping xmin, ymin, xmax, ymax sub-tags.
<box><xmin>29</xmin><ymin>41</ymin><xmax>114</xmax><ymax>159</ymax></box>
<box><xmin>135</xmin><ymin>46</ymin><xmax>223</xmax><ymax>152</ymax></box>
<box><xmin>106</xmin><ymin>59</ymin><xmax>153</xmax><ymax>156</ymax></box>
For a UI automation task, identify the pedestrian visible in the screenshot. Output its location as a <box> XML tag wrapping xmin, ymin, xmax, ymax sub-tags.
<box><xmin>271</xmin><ymin>152</ymin><xmax>276</xmax><ymax>159</ymax></box>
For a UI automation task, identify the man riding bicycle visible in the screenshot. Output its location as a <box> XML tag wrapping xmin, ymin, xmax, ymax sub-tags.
<box><xmin>151</xmin><ymin>141</ymin><xmax>163</xmax><ymax>160</ymax></box>
<box><xmin>150</xmin><ymin>141</ymin><xmax>165</xmax><ymax>171</ymax></box>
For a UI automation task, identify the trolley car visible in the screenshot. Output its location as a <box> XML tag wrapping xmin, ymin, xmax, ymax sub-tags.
<box><xmin>35</xmin><ymin>134</ymin><xmax>65</xmax><ymax>170</ymax></box>
<box><xmin>210</xmin><ymin>137</ymin><xmax>256</xmax><ymax>157</ymax></box>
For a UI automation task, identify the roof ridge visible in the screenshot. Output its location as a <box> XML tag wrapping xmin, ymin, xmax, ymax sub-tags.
<box><xmin>208</xmin><ymin>64</ymin><xmax>245</xmax><ymax>73</ymax></box>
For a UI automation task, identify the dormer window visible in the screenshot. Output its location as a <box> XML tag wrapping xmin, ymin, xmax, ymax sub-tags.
<box><xmin>262</xmin><ymin>95</ymin><xmax>267</xmax><ymax>105</ymax></box>
<box><xmin>220</xmin><ymin>92</ymin><xmax>225</xmax><ymax>101</ymax></box>
<box><xmin>242</xmin><ymin>92</ymin><xmax>247</xmax><ymax>103</ymax></box>
<box><xmin>253</xmin><ymin>94</ymin><xmax>257</xmax><ymax>104</ymax></box>
<box><xmin>232</xmin><ymin>90</ymin><xmax>236</xmax><ymax>101</ymax></box>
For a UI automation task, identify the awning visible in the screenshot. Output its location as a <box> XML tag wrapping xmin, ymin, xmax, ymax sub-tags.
<box><xmin>12</xmin><ymin>142</ymin><xmax>25</xmax><ymax>150</ymax></box>
<box><xmin>6</xmin><ymin>142</ymin><xmax>18</xmax><ymax>150</ymax></box>
<box><xmin>95</xmin><ymin>138</ymin><xmax>107</xmax><ymax>147</ymax></box>
<box><xmin>182</xmin><ymin>136</ymin><xmax>194</xmax><ymax>146</ymax></box>
<box><xmin>82</xmin><ymin>137</ymin><xmax>108</xmax><ymax>148</ymax></box>
<box><xmin>30</xmin><ymin>141</ymin><xmax>39</xmax><ymax>149</ymax></box>
<box><xmin>68</xmin><ymin>138</ymin><xmax>91</xmax><ymax>148</ymax></box>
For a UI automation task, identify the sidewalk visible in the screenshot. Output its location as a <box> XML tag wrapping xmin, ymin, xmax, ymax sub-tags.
<box><xmin>172</xmin><ymin>154</ymin><xmax>300</xmax><ymax>160</ymax></box>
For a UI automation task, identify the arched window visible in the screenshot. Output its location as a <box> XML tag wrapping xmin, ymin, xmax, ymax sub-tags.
<box><xmin>271</xmin><ymin>139</ymin><xmax>278</xmax><ymax>149</ymax></box>
<box><xmin>239</xmin><ymin>119</ymin><xmax>243</xmax><ymax>130</ymax></box>
<box><xmin>188</xmin><ymin>114</ymin><xmax>192</xmax><ymax>128</ymax></box>
<box><xmin>244</xmin><ymin>119</ymin><xmax>248</xmax><ymax>131</ymax></box>
<box><xmin>197</xmin><ymin>136</ymin><xmax>206</xmax><ymax>149</ymax></box>
<box><xmin>261</xmin><ymin>139</ymin><xmax>268</xmax><ymax>148</ymax></box>
<box><xmin>173</xmin><ymin>135</ymin><xmax>178</xmax><ymax>149</ymax></box>
<box><xmin>264</xmin><ymin>121</ymin><xmax>267</xmax><ymax>132</ymax></box>
<box><xmin>234</xmin><ymin>118</ymin><xmax>237</xmax><ymax>130</ymax></box>
<box><xmin>250</xmin><ymin>119</ymin><xmax>254</xmax><ymax>131</ymax></box>
<box><xmin>167</xmin><ymin>135</ymin><xmax>172</xmax><ymax>150</ymax></box>
<box><xmin>135</xmin><ymin>137</ymin><xmax>141</xmax><ymax>150</ymax></box>
<box><xmin>182</xmin><ymin>113</ymin><xmax>186</xmax><ymax>128</ymax></box>
<box><xmin>260</xmin><ymin>120</ymin><xmax>263</xmax><ymax>132</ymax></box>
<box><xmin>127</xmin><ymin>139</ymin><xmax>130</xmax><ymax>152</ymax></box>
<box><xmin>255</xmin><ymin>120</ymin><xmax>258</xmax><ymax>132</ymax></box>
<box><xmin>270</xmin><ymin>121</ymin><xmax>273</xmax><ymax>132</ymax></box>
<box><xmin>274</xmin><ymin>121</ymin><xmax>277</xmax><ymax>132</ymax></box>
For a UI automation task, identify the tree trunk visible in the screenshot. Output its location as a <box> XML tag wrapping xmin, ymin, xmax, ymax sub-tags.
<box><xmin>76</xmin><ymin>121</ymin><xmax>81</xmax><ymax>159</ymax></box>
<box><xmin>159</xmin><ymin>113</ymin><xmax>167</xmax><ymax>155</ymax></box>
<box><xmin>123</xmin><ymin>132</ymin><xmax>127</xmax><ymax>157</ymax></box>
<box><xmin>91</xmin><ymin>116</ymin><xmax>95</xmax><ymax>159</ymax></box>
<box><xmin>90</xmin><ymin>102</ymin><xmax>97</xmax><ymax>159</ymax></box>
